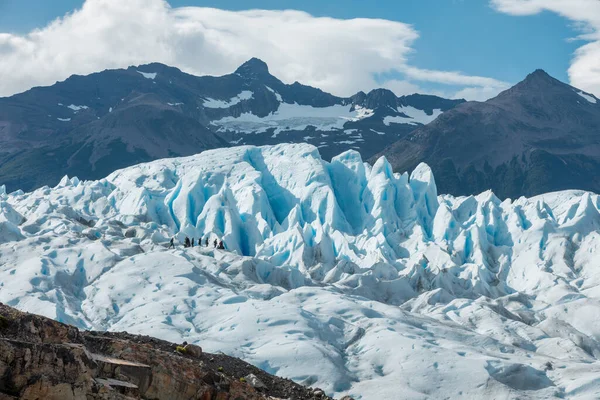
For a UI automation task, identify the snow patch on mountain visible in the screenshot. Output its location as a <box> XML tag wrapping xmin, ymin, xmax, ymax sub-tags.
<box><xmin>137</xmin><ymin>71</ymin><xmax>157</xmax><ymax>80</ymax></box>
<box><xmin>384</xmin><ymin>106</ymin><xmax>443</xmax><ymax>126</ymax></box>
<box><xmin>212</xmin><ymin>104</ymin><xmax>374</xmax><ymax>134</ymax></box>
<box><xmin>2</xmin><ymin>143</ymin><xmax>600</xmax><ymax>399</ymax></box>
<box><xmin>265</xmin><ymin>86</ymin><xmax>283</xmax><ymax>102</ymax></box>
<box><xmin>576</xmin><ymin>90</ymin><xmax>597</xmax><ymax>104</ymax></box>
<box><xmin>66</xmin><ymin>104</ymin><xmax>89</xmax><ymax>111</ymax></box>
<box><xmin>203</xmin><ymin>91</ymin><xmax>254</xmax><ymax>108</ymax></box>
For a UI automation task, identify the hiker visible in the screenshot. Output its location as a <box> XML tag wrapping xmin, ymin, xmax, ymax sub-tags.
<box><xmin>168</xmin><ymin>237</ymin><xmax>175</xmax><ymax>249</ymax></box>
<box><xmin>205</xmin><ymin>236</ymin><xmax>209</xmax><ymax>247</ymax></box>
<box><xmin>218</xmin><ymin>240</ymin><xmax>225</xmax><ymax>250</ymax></box>
<box><xmin>213</xmin><ymin>238</ymin><xmax>218</xmax><ymax>248</ymax></box>
<box><xmin>184</xmin><ymin>236</ymin><xmax>191</xmax><ymax>248</ymax></box>
<box><xmin>191</xmin><ymin>238</ymin><xmax>195</xmax><ymax>247</ymax></box>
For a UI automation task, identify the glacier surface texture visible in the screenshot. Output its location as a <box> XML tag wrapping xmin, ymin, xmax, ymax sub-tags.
<box><xmin>1</xmin><ymin>143</ymin><xmax>600</xmax><ymax>399</ymax></box>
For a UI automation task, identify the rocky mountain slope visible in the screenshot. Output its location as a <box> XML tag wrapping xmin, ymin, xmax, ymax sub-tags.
<box><xmin>0</xmin><ymin>303</ymin><xmax>341</xmax><ymax>400</ymax></box>
<box><xmin>374</xmin><ymin>69</ymin><xmax>600</xmax><ymax>199</ymax></box>
<box><xmin>2</xmin><ymin>143</ymin><xmax>600</xmax><ymax>399</ymax></box>
<box><xmin>0</xmin><ymin>58</ymin><xmax>462</xmax><ymax>192</ymax></box>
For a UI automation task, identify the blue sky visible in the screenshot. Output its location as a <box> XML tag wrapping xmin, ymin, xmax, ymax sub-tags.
<box><xmin>0</xmin><ymin>0</ymin><xmax>594</xmax><ymax>99</ymax></box>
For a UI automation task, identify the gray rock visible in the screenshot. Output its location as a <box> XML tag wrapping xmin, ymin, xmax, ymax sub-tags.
<box><xmin>124</xmin><ymin>228</ymin><xmax>137</xmax><ymax>238</ymax></box>
<box><xmin>244</xmin><ymin>373</ymin><xmax>266</xmax><ymax>390</ymax></box>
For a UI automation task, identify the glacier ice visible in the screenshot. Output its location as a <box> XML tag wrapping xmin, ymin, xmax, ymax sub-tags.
<box><xmin>2</xmin><ymin>143</ymin><xmax>600</xmax><ymax>399</ymax></box>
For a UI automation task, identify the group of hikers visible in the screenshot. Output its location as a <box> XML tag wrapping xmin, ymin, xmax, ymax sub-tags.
<box><xmin>168</xmin><ymin>235</ymin><xmax>224</xmax><ymax>250</ymax></box>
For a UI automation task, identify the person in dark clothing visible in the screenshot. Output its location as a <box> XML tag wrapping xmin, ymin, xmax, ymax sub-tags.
<box><xmin>168</xmin><ymin>237</ymin><xmax>175</xmax><ymax>249</ymax></box>
<box><xmin>184</xmin><ymin>237</ymin><xmax>191</xmax><ymax>248</ymax></box>
<box><xmin>205</xmin><ymin>237</ymin><xmax>209</xmax><ymax>247</ymax></box>
<box><xmin>191</xmin><ymin>238</ymin><xmax>195</xmax><ymax>247</ymax></box>
<box><xmin>218</xmin><ymin>240</ymin><xmax>225</xmax><ymax>250</ymax></box>
<box><xmin>213</xmin><ymin>239</ymin><xmax>218</xmax><ymax>248</ymax></box>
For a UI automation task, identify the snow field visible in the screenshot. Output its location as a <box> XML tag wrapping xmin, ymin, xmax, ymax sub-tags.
<box><xmin>211</xmin><ymin>104</ymin><xmax>374</xmax><ymax>134</ymax></box>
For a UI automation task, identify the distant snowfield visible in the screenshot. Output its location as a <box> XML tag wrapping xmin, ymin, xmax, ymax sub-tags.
<box><xmin>211</xmin><ymin>103</ymin><xmax>374</xmax><ymax>134</ymax></box>
<box><xmin>265</xmin><ymin>85</ymin><xmax>283</xmax><ymax>102</ymax></box>
<box><xmin>66</xmin><ymin>104</ymin><xmax>89</xmax><ymax>111</ymax></box>
<box><xmin>576</xmin><ymin>90</ymin><xmax>598</xmax><ymax>104</ymax></box>
<box><xmin>2</xmin><ymin>143</ymin><xmax>600</xmax><ymax>399</ymax></box>
<box><xmin>137</xmin><ymin>70</ymin><xmax>157</xmax><ymax>80</ymax></box>
<box><xmin>384</xmin><ymin>106</ymin><xmax>442</xmax><ymax>126</ymax></box>
<box><xmin>203</xmin><ymin>90</ymin><xmax>254</xmax><ymax>108</ymax></box>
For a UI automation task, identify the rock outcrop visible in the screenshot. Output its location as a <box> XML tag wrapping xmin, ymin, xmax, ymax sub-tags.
<box><xmin>0</xmin><ymin>303</ymin><xmax>339</xmax><ymax>400</ymax></box>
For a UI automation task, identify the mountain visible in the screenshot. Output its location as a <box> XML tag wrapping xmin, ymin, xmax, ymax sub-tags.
<box><xmin>2</xmin><ymin>143</ymin><xmax>600</xmax><ymax>399</ymax></box>
<box><xmin>373</xmin><ymin>69</ymin><xmax>600</xmax><ymax>199</ymax></box>
<box><xmin>0</xmin><ymin>58</ymin><xmax>463</xmax><ymax>192</ymax></box>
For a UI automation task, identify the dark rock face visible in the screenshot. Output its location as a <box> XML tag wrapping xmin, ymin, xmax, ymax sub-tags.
<box><xmin>0</xmin><ymin>59</ymin><xmax>463</xmax><ymax>192</ymax></box>
<box><xmin>374</xmin><ymin>70</ymin><xmax>600</xmax><ymax>199</ymax></box>
<box><xmin>0</xmin><ymin>303</ymin><xmax>337</xmax><ymax>400</ymax></box>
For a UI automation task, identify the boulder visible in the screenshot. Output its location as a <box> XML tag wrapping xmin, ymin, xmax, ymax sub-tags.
<box><xmin>124</xmin><ymin>228</ymin><xmax>137</xmax><ymax>238</ymax></box>
<box><xmin>183</xmin><ymin>343</ymin><xmax>203</xmax><ymax>358</ymax></box>
<box><xmin>244</xmin><ymin>374</ymin><xmax>266</xmax><ymax>390</ymax></box>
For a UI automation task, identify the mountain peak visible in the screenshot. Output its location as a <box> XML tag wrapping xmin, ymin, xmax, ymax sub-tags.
<box><xmin>235</xmin><ymin>58</ymin><xmax>270</xmax><ymax>79</ymax></box>
<box><xmin>524</xmin><ymin>69</ymin><xmax>552</xmax><ymax>82</ymax></box>
<box><xmin>493</xmin><ymin>68</ymin><xmax>565</xmax><ymax>101</ymax></box>
<box><xmin>359</xmin><ymin>88</ymin><xmax>398</xmax><ymax>109</ymax></box>
<box><xmin>515</xmin><ymin>68</ymin><xmax>566</xmax><ymax>90</ymax></box>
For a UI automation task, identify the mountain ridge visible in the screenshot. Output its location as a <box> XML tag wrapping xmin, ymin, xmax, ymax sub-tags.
<box><xmin>0</xmin><ymin>58</ymin><xmax>464</xmax><ymax>192</ymax></box>
<box><xmin>373</xmin><ymin>68</ymin><xmax>600</xmax><ymax>199</ymax></box>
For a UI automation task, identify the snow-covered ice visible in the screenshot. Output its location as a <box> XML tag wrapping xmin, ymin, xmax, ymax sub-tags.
<box><xmin>203</xmin><ymin>91</ymin><xmax>254</xmax><ymax>108</ymax></box>
<box><xmin>2</xmin><ymin>143</ymin><xmax>600</xmax><ymax>399</ymax></box>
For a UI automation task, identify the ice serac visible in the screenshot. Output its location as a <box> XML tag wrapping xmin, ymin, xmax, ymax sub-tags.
<box><xmin>0</xmin><ymin>199</ymin><xmax>24</xmax><ymax>243</ymax></box>
<box><xmin>409</xmin><ymin>162</ymin><xmax>439</xmax><ymax>239</ymax></box>
<box><xmin>3</xmin><ymin>143</ymin><xmax>600</xmax><ymax>399</ymax></box>
<box><xmin>97</xmin><ymin>143</ymin><xmax>442</xmax><ymax>275</ymax></box>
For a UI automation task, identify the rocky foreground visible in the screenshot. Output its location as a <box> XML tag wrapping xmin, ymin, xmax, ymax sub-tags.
<box><xmin>0</xmin><ymin>303</ymin><xmax>348</xmax><ymax>400</ymax></box>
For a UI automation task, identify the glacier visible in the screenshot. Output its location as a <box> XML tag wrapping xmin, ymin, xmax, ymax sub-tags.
<box><xmin>1</xmin><ymin>143</ymin><xmax>600</xmax><ymax>399</ymax></box>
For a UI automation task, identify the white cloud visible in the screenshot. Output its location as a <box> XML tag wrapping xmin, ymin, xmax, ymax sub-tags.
<box><xmin>382</xmin><ymin>80</ymin><xmax>426</xmax><ymax>97</ymax></box>
<box><xmin>401</xmin><ymin>66</ymin><xmax>508</xmax><ymax>88</ymax></box>
<box><xmin>490</xmin><ymin>0</ymin><xmax>600</xmax><ymax>96</ymax></box>
<box><xmin>0</xmin><ymin>0</ymin><xmax>507</xmax><ymax>100</ymax></box>
<box><xmin>453</xmin><ymin>85</ymin><xmax>510</xmax><ymax>102</ymax></box>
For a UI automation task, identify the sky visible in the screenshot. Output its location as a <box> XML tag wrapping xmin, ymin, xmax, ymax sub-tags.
<box><xmin>0</xmin><ymin>0</ymin><xmax>598</xmax><ymax>100</ymax></box>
